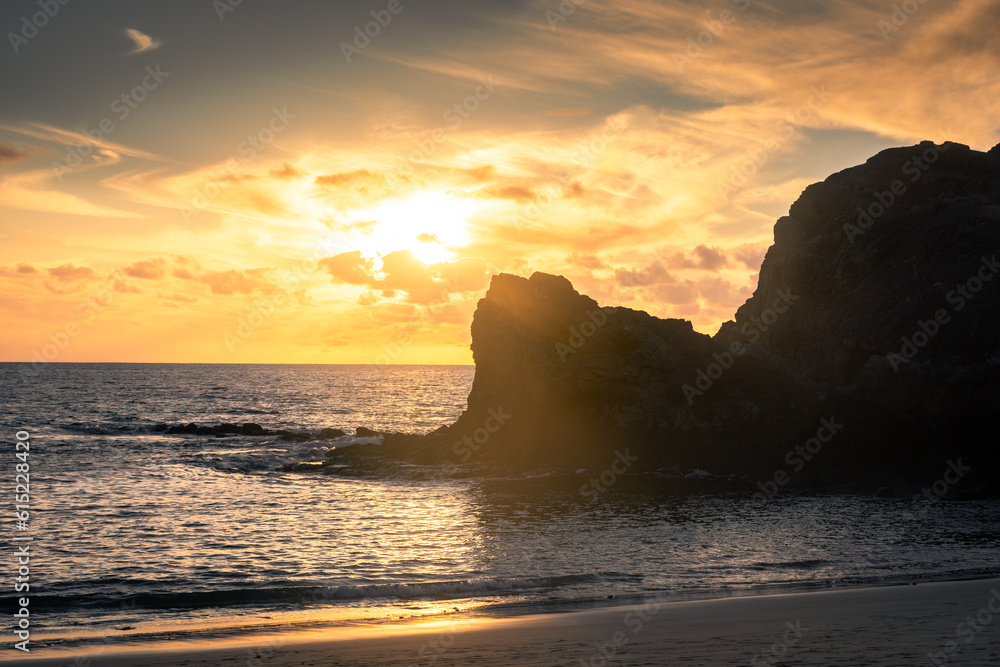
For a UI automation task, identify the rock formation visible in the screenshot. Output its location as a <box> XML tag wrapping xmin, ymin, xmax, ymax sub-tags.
<box><xmin>330</xmin><ymin>141</ymin><xmax>1000</xmax><ymax>493</ymax></box>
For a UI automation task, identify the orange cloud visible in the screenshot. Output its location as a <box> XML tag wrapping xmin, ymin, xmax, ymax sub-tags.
<box><xmin>664</xmin><ymin>245</ymin><xmax>729</xmax><ymax>271</ymax></box>
<box><xmin>270</xmin><ymin>163</ymin><xmax>304</xmax><ymax>179</ymax></box>
<box><xmin>0</xmin><ymin>143</ymin><xmax>29</xmax><ymax>166</ymax></box>
<box><xmin>315</xmin><ymin>170</ymin><xmax>376</xmax><ymax>187</ymax></box>
<box><xmin>48</xmin><ymin>264</ymin><xmax>95</xmax><ymax>282</ymax></box>
<box><xmin>125</xmin><ymin>258</ymin><xmax>169</xmax><ymax>280</ymax></box>
<box><xmin>320</xmin><ymin>251</ymin><xmax>490</xmax><ymax>304</ymax></box>
<box><xmin>198</xmin><ymin>269</ymin><xmax>276</xmax><ymax>296</ymax></box>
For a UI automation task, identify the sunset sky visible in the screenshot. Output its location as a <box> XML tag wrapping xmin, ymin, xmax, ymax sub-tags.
<box><xmin>2</xmin><ymin>0</ymin><xmax>998</xmax><ymax>364</ymax></box>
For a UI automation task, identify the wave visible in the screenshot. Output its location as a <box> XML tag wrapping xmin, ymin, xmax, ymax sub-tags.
<box><xmin>33</xmin><ymin>574</ymin><xmax>605</xmax><ymax>613</ymax></box>
<box><xmin>748</xmin><ymin>559</ymin><xmax>832</xmax><ymax>570</ymax></box>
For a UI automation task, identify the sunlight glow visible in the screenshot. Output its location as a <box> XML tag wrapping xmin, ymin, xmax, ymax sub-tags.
<box><xmin>348</xmin><ymin>190</ymin><xmax>484</xmax><ymax>265</ymax></box>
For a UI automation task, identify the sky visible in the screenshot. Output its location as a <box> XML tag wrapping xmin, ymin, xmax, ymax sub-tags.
<box><xmin>1</xmin><ymin>0</ymin><xmax>998</xmax><ymax>364</ymax></box>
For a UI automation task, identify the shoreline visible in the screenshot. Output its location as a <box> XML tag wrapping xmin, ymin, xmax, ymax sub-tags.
<box><xmin>11</xmin><ymin>576</ymin><xmax>1000</xmax><ymax>666</ymax></box>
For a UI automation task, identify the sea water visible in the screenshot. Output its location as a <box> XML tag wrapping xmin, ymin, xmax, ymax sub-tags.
<box><xmin>2</xmin><ymin>362</ymin><xmax>998</xmax><ymax>651</ymax></box>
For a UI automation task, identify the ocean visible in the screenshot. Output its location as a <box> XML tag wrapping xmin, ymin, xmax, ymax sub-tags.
<box><xmin>3</xmin><ymin>363</ymin><xmax>999</xmax><ymax>653</ymax></box>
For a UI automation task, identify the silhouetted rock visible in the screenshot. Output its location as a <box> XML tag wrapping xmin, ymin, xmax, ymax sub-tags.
<box><xmin>318</xmin><ymin>428</ymin><xmax>347</xmax><ymax>440</ymax></box>
<box><xmin>150</xmin><ymin>423</ymin><xmax>168</xmax><ymax>433</ymax></box>
<box><xmin>241</xmin><ymin>423</ymin><xmax>266</xmax><ymax>436</ymax></box>
<box><xmin>356</xmin><ymin>427</ymin><xmax>379</xmax><ymax>437</ymax></box>
<box><xmin>167</xmin><ymin>423</ymin><xmax>199</xmax><ymax>435</ymax></box>
<box><xmin>328</xmin><ymin>140</ymin><xmax>1000</xmax><ymax>491</ymax></box>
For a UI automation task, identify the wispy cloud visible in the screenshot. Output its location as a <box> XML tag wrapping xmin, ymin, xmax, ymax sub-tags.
<box><xmin>0</xmin><ymin>170</ymin><xmax>141</xmax><ymax>218</ymax></box>
<box><xmin>124</xmin><ymin>28</ymin><xmax>162</xmax><ymax>55</ymax></box>
<box><xmin>0</xmin><ymin>123</ymin><xmax>161</xmax><ymax>162</ymax></box>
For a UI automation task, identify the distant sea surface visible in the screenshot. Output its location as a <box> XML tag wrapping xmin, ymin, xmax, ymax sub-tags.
<box><xmin>3</xmin><ymin>363</ymin><xmax>999</xmax><ymax>651</ymax></box>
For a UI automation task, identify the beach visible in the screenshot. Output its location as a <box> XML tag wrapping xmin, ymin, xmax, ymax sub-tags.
<box><xmin>11</xmin><ymin>578</ymin><xmax>999</xmax><ymax>666</ymax></box>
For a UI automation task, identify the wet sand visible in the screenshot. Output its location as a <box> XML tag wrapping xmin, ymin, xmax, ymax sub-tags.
<box><xmin>10</xmin><ymin>578</ymin><xmax>1000</xmax><ymax>666</ymax></box>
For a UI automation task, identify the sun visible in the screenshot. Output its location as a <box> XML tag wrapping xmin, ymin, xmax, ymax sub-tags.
<box><xmin>348</xmin><ymin>190</ymin><xmax>486</xmax><ymax>265</ymax></box>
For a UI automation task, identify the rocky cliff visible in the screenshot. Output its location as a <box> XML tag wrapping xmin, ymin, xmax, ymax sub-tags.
<box><xmin>329</xmin><ymin>141</ymin><xmax>1000</xmax><ymax>492</ymax></box>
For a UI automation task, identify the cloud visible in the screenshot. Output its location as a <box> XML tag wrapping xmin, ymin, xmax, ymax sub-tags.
<box><xmin>48</xmin><ymin>264</ymin><xmax>95</xmax><ymax>282</ymax></box>
<box><xmin>16</xmin><ymin>264</ymin><xmax>37</xmax><ymax>274</ymax></box>
<box><xmin>198</xmin><ymin>269</ymin><xmax>276</xmax><ymax>295</ymax></box>
<box><xmin>0</xmin><ymin>143</ymin><xmax>29</xmax><ymax>166</ymax></box>
<box><xmin>664</xmin><ymin>245</ymin><xmax>730</xmax><ymax>271</ymax></box>
<box><xmin>1</xmin><ymin>123</ymin><xmax>159</xmax><ymax>162</ymax></box>
<box><xmin>270</xmin><ymin>163</ymin><xmax>305</xmax><ymax>179</ymax></box>
<box><xmin>734</xmin><ymin>244</ymin><xmax>768</xmax><ymax>270</ymax></box>
<box><xmin>320</xmin><ymin>250</ymin><xmax>490</xmax><ymax>304</ymax></box>
<box><xmin>320</xmin><ymin>251</ymin><xmax>376</xmax><ymax>285</ymax></box>
<box><xmin>0</xmin><ymin>169</ymin><xmax>142</xmax><ymax>218</ymax></box>
<box><xmin>566</xmin><ymin>252</ymin><xmax>608</xmax><ymax>270</ymax></box>
<box><xmin>474</xmin><ymin>184</ymin><xmax>537</xmax><ymax>203</ymax></box>
<box><xmin>112</xmin><ymin>278</ymin><xmax>143</xmax><ymax>294</ymax></box>
<box><xmin>315</xmin><ymin>170</ymin><xmax>376</xmax><ymax>187</ymax></box>
<box><xmin>124</xmin><ymin>28</ymin><xmax>162</xmax><ymax>55</ymax></box>
<box><xmin>170</xmin><ymin>256</ymin><xmax>202</xmax><ymax>280</ymax></box>
<box><xmin>125</xmin><ymin>258</ymin><xmax>168</xmax><ymax>280</ymax></box>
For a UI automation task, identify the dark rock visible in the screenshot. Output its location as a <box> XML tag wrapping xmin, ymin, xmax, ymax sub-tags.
<box><xmin>241</xmin><ymin>423</ymin><xmax>266</xmax><ymax>436</ymax></box>
<box><xmin>194</xmin><ymin>426</ymin><xmax>215</xmax><ymax>436</ymax></box>
<box><xmin>356</xmin><ymin>427</ymin><xmax>379</xmax><ymax>437</ymax></box>
<box><xmin>167</xmin><ymin>423</ymin><xmax>199</xmax><ymax>435</ymax></box>
<box><xmin>213</xmin><ymin>423</ymin><xmax>242</xmax><ymax>435</ymax></box>
<box><xmin>318</xmin><ymin>428</ymin><xmax>347</xmax><ymax>440</ymax></box>
<box><xmin>328</xmin><ymin>141</ymin><xmax>1000</xmax><ymax>488</ymax></box>
<box><xmin>150</xmin><ymin>423</ymin><xmax>168</xmax><ymax>433</ymax></box>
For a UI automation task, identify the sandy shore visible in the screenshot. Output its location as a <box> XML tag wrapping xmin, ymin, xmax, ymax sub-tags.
<box><xmin>10</xmin><ymin>578</ymin><xmax>1000</xmax><ymax>666</ymax></box>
